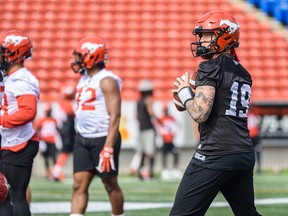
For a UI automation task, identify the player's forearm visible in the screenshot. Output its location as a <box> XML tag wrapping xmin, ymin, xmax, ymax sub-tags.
<box><xmin>1</xmin><ymin>95</ymin><xmax>37</xmax><ymax>128</ymax></box>
<box><xmin>185</xmin><ymin>86</ymin><xmax>214</xmax><ymax>124</ymax></box>
<box><xmin>105</xmin><ymin>114</ymin><xmax>121</xmax><ymax>148</ymax></box>
<box><xmin>186</xmin><ymin>99</ymin><xmax>209</xmax><ymax>124</ymax></box>
<box><xmin>1</xmin><ymin>107</ymin><xmax>36</xmax><ymax>128</ymax></box>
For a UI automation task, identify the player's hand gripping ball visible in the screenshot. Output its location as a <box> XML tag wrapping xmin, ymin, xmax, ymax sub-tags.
<box><xmin>173</xmin><ymin>71</ymin><xmax>197</xmax><ymax>111</ymax></box>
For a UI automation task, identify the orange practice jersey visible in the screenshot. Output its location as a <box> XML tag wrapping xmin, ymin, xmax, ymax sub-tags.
<box><xmin>248</xmin><ymin>112</ymin><xmax>259</xmax><ymax>138</ymax></box>
<box><xmin>36</xmin><ymin>117</ymin><xmax>58</xmax><ymax>144</ymax></box>
<box><xmin>158</xmin><ymin>115</ymin><xmax>175</xmax><ymax>143</ymax></box>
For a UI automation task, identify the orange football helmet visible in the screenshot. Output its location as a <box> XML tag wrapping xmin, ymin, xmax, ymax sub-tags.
<box><xmin>71</xmin><ymin>36</ymin><xmax>108</xmax><ymax>74</ymax></box>
<box><xmin>0</xmin><ymin>171</ymin><xmax>9</xmax><ymax>205</ymax></box>
<box><xmin>191</xmin><ymin>10</ymin><xmax>240</xmax><ymax>59</ymax></box>
<box><xmin>0</xmin><ymin>29</ymin><xmax>33</xmax><ymax>71</ymax></box>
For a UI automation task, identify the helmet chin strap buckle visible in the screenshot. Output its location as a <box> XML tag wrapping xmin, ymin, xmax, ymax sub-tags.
<box><xmin>195</xmin><ymin>46</ymin><xmax>210</xmax><ymax>56</ymax></box>
<box><xmin>196</xmin><ymin>46</ymin><xmax>215</xmax><ymax>59</ymax></box>
<box><xmin>79</xmin><ymin>68</ymin><xmax>86</xmax><ymax>75</ymax></box>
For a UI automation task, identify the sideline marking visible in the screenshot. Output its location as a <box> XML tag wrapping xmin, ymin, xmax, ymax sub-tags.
<box><xmin>31</xmin><ymin>198</ymin><xmax>288</xmax><ymax>214</ymax></box>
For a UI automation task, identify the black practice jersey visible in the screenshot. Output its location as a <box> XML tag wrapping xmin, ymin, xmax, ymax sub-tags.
<box><xmin>137</xmin><ymin>97</ymin><xmax>154</xmax><ymax>131</ymax></box>
<box><xmin>195</xmin><ymin>54</ymin><xmax>253</xmax><ymax>155</ymax></box>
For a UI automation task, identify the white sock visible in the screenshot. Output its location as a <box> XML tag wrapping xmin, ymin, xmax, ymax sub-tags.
<box><xmin>112</xmin><ymin>214</ymin><xmax>124</xmax><ymax>216</ymax></box>
<box><xmin>70</xmin><ymin>214</ymin><xmax>84</xmax><ymax>216</ymax></box>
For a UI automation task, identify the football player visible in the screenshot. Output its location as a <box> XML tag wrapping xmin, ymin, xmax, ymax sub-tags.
<box><xmin>70</xmin><ymin>36</ymin><xmax>124</xmax><ymax>216</ymax></box>
<box><xmin>156</xmin><ymin>103</ymin><xmax>181</xmax><ymax>180</ymax></box>
<box><xmin>35</xmin><ymin>104</ymin><xmax>58</xmax><ymax>180</ymax></box>
<box><xmin>170</xmin><ymin>11</ymin><xmax>262</xmax><ymax>216</ymax></box>
<box><xmin>0</xmin><ymin>30</ymin><xmax>40</xmax><ymax>216</ymax></box>
<box><xmin>0</xmin><ymin>71</ymin><xmax>9</xmax><ymax>206</ymax></box>
<box><xmin>135</xmin><ymin>79</ymin><xmax>159</xmax><ymax>180</ymax></box>
<box><xmin>51</xmin><ymin>85</ymin><xmax>76</xmax><ymax>182</ymax></box>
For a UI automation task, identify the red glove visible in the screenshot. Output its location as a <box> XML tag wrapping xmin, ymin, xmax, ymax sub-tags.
<box><xmin>96</xmin><ymin>147</ymin><xmax>115</xmax><ymax>173</ymax></box>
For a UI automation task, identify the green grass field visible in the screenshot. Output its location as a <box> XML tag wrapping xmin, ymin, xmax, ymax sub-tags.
<box><xmin>29</xmin><ymin>171</ymin><xmax>288</xmax><ymax>216</ymax></box>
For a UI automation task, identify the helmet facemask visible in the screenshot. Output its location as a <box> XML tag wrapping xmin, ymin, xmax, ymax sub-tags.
<box><xmin>0</xmin><ymin>44</ymin><xmax>9</xmax><ymax>72</ymax></box>
<box><xmin>0</xmin><ymin>46</ymin><xmax>30</xmax><ymax>73</ymax></box>
<box><xmin>191</xmin><ymin>27</ymin><xmax>220</xmax><ymax>59</ymax></box>
<box><xmin>70</xmin><ymin>51</ymin><xmax>87</xmax><ymax>75</ymax></box>
<box><xmin>191</xmin><ymin>26</ymin><xmax>236</xmax><ymax>60</ymax></box>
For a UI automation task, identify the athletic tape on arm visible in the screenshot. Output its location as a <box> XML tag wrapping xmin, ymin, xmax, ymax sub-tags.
<box><xmin>178</xmin><ymin>87</ymin><xmax>194</xmax><ymax>107</ymax></box>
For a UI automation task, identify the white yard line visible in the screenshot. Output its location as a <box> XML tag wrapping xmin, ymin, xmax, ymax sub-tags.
<box><xmin>30</xmin><ymin>198</ymin><xmax>288</xmax><ymax>214</ymax></box>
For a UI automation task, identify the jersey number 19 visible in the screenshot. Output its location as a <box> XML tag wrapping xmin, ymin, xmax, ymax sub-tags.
<box><xmin>225</xmin><ymin>81</ymin><xmax>251</xmax><ymax>118</ymax></box>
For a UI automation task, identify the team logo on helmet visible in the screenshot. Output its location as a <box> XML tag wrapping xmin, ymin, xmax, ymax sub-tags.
<box><xmin>4</xmin><ymin>35</ymin><xmax>28</xmax><ymax>46</ymax></box>
<box><xmin>81</xmin><ymin>42</ymin><xmax>104</xmax><ymax>54</ymax></box>
<box><xmin>219</xmin><ymin>19</ymin><xmax>240</xmax><ymax>34</ymax></box>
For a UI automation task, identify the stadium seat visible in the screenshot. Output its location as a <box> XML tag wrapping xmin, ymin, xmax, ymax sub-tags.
<box><xmin>260</xmin><ymin>0</ymin><xmax>277</xmax><ymax>16</ymax></box>
<box><xmin>252</xmin><ymin>88</ymin><xmax>266</xmax><ymax>100</ymax></box>
<box><xmin>252</xmin><ymin>78</ymin><xmax>264</xmax><ymax>89</ymax></box>
<box><xmin>273</xmin><ymin>0</ymin><xmax>288</xmax><ymax>25</ymax></box>
<box><xmin>279</xmin><ymin>88</ymin><xmax>288</xmax><ymax>98</ymax></box>
<box><xmin>154</xmin><ymin>89</ymin><xmax>171</xmax><ymax>100</ymax></box>
<box><xmin>248</xmin><ymin>0</ymin><xmax>260</xmax><ymax>7</ymax></box>
<box><xmin>279</xmin><ymin>78</ymin><xmax>288</xmax><ymax>88</ymax></box>
<box><xmin>121</xmin><ymin>90</ymin><xmax>138</xmax><ymax>100</ymax></box>
<box><xmin>1</xmin><ymin>0</ymin><xmax>287</xmax><ymax>102</ymax></box>
<box><xmin>276</xmin><ymin>58</ymin><xmax>288</xmax><ymax>72</ymax></box>
<box><xmin>46</xmin><ymin>90</ymin><xmax>62</xmax><ymax>102</ymax></box>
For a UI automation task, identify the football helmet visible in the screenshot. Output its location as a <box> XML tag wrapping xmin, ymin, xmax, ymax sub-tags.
<box><xmin>191</xmin><ymin>10</ymin><xmax>240</xmax><ymax>59</ymax></box>
<box><xmin>0</xmin><ymin>29</ymin><xmax>33</xmax><ymax>71</ymax></box>
<box><xmin>71</xmin><ymin>36</ymin><xmax>108</xmax><ymax>74</ymax></box>
<box><xmin>0</xmin><ymin>171</ymin><xmax>9</xmax><ymax>204</ymax></box>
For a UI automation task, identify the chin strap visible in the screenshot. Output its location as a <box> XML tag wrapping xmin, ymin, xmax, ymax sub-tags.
<box><xmin>231</xmin><ymin>47</ymin><xmax>240</xmax><ymax>62</ymax></box>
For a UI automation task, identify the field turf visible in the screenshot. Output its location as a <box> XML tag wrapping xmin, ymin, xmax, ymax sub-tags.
<box><xmin>29</xmin><ymin>171</ymin><xmax>288</xmax><ymax>216</ymax></box>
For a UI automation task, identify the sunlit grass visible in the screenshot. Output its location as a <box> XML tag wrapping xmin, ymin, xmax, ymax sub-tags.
<box><xmin>30</xmin><ymin>171</ymin><xmax>288</xmax><ymax>216</ymax></box>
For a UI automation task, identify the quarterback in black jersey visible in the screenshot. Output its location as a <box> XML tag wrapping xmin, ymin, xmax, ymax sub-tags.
<box><xmin>170</xmin><ymin>10</ymin><xmax>262</xmax><ymax>216</ymax></box>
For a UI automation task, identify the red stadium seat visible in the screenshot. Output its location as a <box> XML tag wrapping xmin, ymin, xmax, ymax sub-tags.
<box><xmin>2</xmin><ymin>0</ymin><xmax>287</xmax><ymax>101</ymax></box>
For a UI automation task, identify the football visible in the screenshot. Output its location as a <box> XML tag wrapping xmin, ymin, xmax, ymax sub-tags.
<box><xmin>0</xmin><ymin>172</ymin><xmax>9</xmax><ymax>204</ymax></box>
<box><xmin>173</xmin><ymin>71</ymin><xmax>197</xmax><ymax>112</ymax></box>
